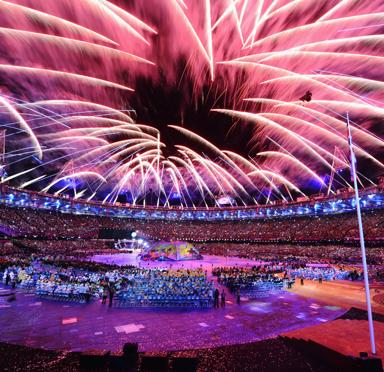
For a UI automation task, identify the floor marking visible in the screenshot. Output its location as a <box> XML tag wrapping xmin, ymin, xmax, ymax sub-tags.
<box><xmin>62</xmin><ymin>317</ymin><xmax>78</xmax><ymax>325</ymax></box>
<box><xmin>317</xmin><ymin>318</ymin><xmax>328</xmax><ymax>322</ymax></box>
<box><xmin>115</xmin><ymin>323</ymin><xmax>145</xmax><ymax>334</ymax></box>
<box><xmin>29</xmin><ymin>302</ymin><xmax>42</xmax><ymax>306</ymax></box>
<box><xmin>324</xmin><ymin>305</ymin><xmax>341</xmax><ymax>311</ymax></box>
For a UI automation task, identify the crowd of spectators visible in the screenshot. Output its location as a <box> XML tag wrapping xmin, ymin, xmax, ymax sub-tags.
<box><xmin>213</xmin><ymin>263</ymin><xmax>361</xmax><ymax>292</ymax></box>
<box><xmin>0</xmin><ymin>203</ymin><xmax>383</xmax><ymax>284</ymax></box>
<box><xmin>115</xmin><ymin>268</ymin><xmax>213</xmax><ymax>307</ymax></box>
<box><xmin>1</xmin><ymin>204</ymin><xmax>384</xmax><ymax>244</ymax></box>
<box><xmin>0</xmin><ymin>336</ymin><xmax>350</xmax><ymax>372</ymax></box>
<box><xmin>214</xmin><ymin>265</ymin><xmax>283</xmax><ymax>286</ymax></box>
<box><xmin>1</xmin><ymin>259</ymin><xmax>214</xmax><ymax>308</ymax></box>
<box><xmin>213</xmin><ymin>266</ymin><xmax>285</xmax><ymax>299</ymax></box>
<box><xmin>211</xmin><ymin>262</ymin><xmax>368</xmax><ymax>299</ymax></box>
<box><xmin>0</xmin><ymin>205</ymin><xmax>99</xmax><ymax>239</ymax></box>
<box><xmin>288</xmin><ymin>267</ymin><xmax>360</xmax><ymax>281</ymax></box>
<box><xmin>201</xmin><ymin>243</ymin><xmax>384</xmax><ymax>265</ymax></box>
<box><xmin>137</xmin><ymin>210</ymin><xmax>384</xmax><ymax>243</ymax></box>
<box><xmin>12</xmin><ymin>239</ymin><xmax>114</xmax><ymax>257</ymax></box>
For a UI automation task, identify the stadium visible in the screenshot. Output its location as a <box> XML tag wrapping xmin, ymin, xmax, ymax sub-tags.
<box><xmin>0</xmin><ymin>1</ymin><xmax>384</xmax><ymax>371</ymax></box>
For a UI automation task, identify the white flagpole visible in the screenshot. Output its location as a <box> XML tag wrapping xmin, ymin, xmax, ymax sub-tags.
<box><xmin>346</xmin><ymin>112</ymin><xmax>376</xmax><ymax>355</ymax></box>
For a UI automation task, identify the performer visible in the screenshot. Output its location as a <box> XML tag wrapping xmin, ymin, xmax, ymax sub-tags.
<box><xmin>221</xmin><ymin>290</ymin><xmax>226</xmax><ymax>307</ymax></box>
<box><xmin>108</xmin><ymin>284</ymin><xmax>115</xmax><ymax>307</ymax></box>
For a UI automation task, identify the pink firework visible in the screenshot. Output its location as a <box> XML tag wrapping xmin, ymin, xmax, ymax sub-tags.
<box><xmin>0</xmin><ymin>0</ymin><xmax>383</xmax><ymax>207</ymax></box>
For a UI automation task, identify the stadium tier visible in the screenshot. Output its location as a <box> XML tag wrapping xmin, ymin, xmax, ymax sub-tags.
<box><xmin>1</xmin><ymin>186</ymin><xmax>384</xmax><ymax>245</ymax></box>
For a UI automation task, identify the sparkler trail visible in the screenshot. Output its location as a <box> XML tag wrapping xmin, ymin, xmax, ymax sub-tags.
<box><xmin>0</xmin><ymin>0</ymin><xmax>383</xmax><ymax>207</ymax></box>
<box><xmin>0</xmin><ymin>0</ymin><xmax>118</xmax><ymax>45</ymax></box>
<box><xmin>21</xmin><ymin>100</ymin><xmax>135</xmax><ymax>123</ymax></box>
<box><xmin>0</xmin><ymin>27</ymin><xmax>154</xmax><ymax>65</ymax></box>
<box><xmin>0</xmin><ymin>65</ymin><xmax>134</xmax><ymax>91</ymax></box>
<box><xmin>0</xmin><ymin>96</ymin><xmax>42</xmax><ymax>159</ymax></box>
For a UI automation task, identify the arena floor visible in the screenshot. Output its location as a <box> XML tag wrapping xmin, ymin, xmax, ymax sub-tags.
<box><xmin>0</xmin><ymin>254</ymin><xmax>347</xmax><ymax>353</ymax></box>
<box><xmin>284</xmin><ymin>280</ymin><xmax>384</xmax><ymax>359</ymax></box>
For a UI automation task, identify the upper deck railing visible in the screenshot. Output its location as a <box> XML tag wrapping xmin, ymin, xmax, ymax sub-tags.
<box><xmin>0</xmin><ymin>185</ymin><xmax>383</xmax><ymax>222</ymax></box>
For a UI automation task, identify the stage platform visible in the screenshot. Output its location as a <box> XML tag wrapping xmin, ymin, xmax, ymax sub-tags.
<box><xmin>89</xmin><ymin>253</ymin><xmax>264</xmax><ymax>270</ymax></box>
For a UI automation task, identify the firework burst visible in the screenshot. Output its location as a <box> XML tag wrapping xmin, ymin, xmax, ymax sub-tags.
<box><xmin>0</xmin><ymin>0</ymin><xmax>383</xmax><ymax>207</ymax></box>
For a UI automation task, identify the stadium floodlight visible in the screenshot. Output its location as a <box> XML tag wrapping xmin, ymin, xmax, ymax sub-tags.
<box><xmin>131</xmin><ymin>231</ymin><xmax>137</xmax><ymax>238</ymax></box>
<box><xmin>346</xmin><ymin>112</ymin><xmax>376</xmax><ymax>355</ymax></box>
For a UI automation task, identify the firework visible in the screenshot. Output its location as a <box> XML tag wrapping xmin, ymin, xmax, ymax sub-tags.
<box><xmin>0</xmin><ymin>0</ymin><xmax>383</xmax><ymax>207</ymax></box>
